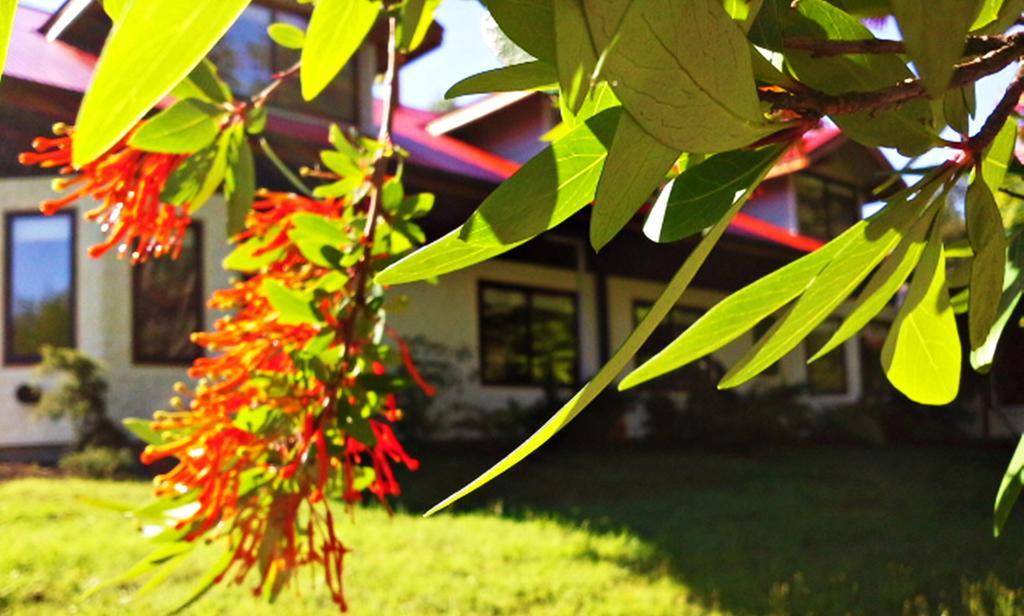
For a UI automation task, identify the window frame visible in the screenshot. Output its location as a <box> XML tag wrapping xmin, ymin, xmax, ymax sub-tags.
<box><xmin>3</xmin><ymin>209</ymin><xmax>78</xmax><ymax>366</ymax></box>
<box><xmin>794</xmin><ymin>172</ymin><xmax>863</xmax><ymax>240</ymax></box>
<box><xmin>803</xmin><ymin>318</ymin><xmax>851</xmax><ymax>396</ymax></box>
<box><xmin>477</xmin><ymin>280</ymin><xmax>581</xmax><ymax>388</ymax></box>
<box><xmin>130</xmin><ymin>222</ymin><xmax>206</xmax><ymax>366</ymax></box>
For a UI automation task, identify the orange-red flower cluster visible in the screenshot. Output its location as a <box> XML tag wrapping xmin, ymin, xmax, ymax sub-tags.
<box><xmin>139</xmin><ymin>191</ymin><xmax>423</xmax><ymax>611</ymax></box>
<box><xmin>19</xmin><ymin>124</ymin><xmax>191</xmax><ymax>263</ymax></box>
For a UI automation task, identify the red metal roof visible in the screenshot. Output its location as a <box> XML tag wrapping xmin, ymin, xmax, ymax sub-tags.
<box><xmin>4</xmin><ymin>5</ymin><xmax>827</xmax><ymax>252</ymax></box>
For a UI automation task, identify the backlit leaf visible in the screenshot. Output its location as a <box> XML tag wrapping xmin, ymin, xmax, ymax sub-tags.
<box><xmin>268</xmin><ymin>22</ymin><xmax>305</xmax><ymax>49</ymax></box>
<box><xmin>643</xmin><ymin>144</ymin><xmax>785</xmax><ymax>243</ymax></box>
<box><xmin>603</xmin><ymin>0</ymin><xmax>774</xmax><ymax>152</ymax></box>
<box><xmin>426</xmin><ymin>186</ymin><xmax>749</xmax><ymax>516</ymax></box>
<box><xmin>376</xmin><ymin>108</ymin><xmax>622</xmax><ymax>285</ymax></box>
<box><xmin>160</xmin><ymin>132</ymin><xmax>230</xmax><ymax>213</ymax></box>
<box><xmin>481</xmin><ymin>0</ymin><xmax>556</xmax><ymax>63</ymax></box>
<box><xmin>971</xmin><ymin>237</ymin><xmax>1024</xmax><ymax>373</ymax></box>
<box><xmin>967</xmin><ymin>172</ymin><xmax>1008</xmax><ymax>349</ymax></box>
<box><xmin>171</xmin><ymin>59</ymin><xmax>233</xmax><ymax>104</ymax></box>
<box><xmin>881</xmin><ymin>225</ymin><xmax>961</xmax><ymax>405</ymax></box>
<box><xmin>892</xmin><ymin>0</ymin><xmax>981</xmax><ymax>97</ymax></box>
<box><xmin>0</xmin><ymin>0</ymin><xmax>16</xmax><ymax>85</ymax></box>
<box><xmin>995</xmin><ymin>435</ymin><xmax>1024</xmax><ymax>536</ymax></box>
<box><xmin>262</xmin><ymin>279</ymin><xmax>321</xmax><ymax>326</ymax></box>
<box><xmin>399</xmin><ymin>0</ymin><xmax>441</xmax><ymax>52</ymax></box>
<box><xmin>224</xmin><ymin>124</ymin><xmax>255</xmax><ymax>236</ymax></box>
<box><xmin>128</xmin><ymin>99</ymin><xmax>226</xmax><ymax>154</ymax></box>
<box><xmin>982</xmin><ymin>118</ymin><xmax>1017</xmax><ymax>193</ymax></box>
<box><xmin>554</xmin><ymin>0</ymin><xmax>596</xmax><ymax>113</ymax></box>
<box><xmin>446</xmin><ymin>61</ymin><xmax>558</xmax><ymax>98</ymax></box>
<box><xmin>301</xmin><ymin>0</ymin><xmax>379</xmax><ymax>101</ymax></box>
<box><xmin>73</xmin><ymin>0</ymin><xmax>250</xmax><ymax>167</ymax></box>
<box><xmin>591</xmin><ymin>112</ymin><xmax>681</xmax><ymax>250</ymax></box>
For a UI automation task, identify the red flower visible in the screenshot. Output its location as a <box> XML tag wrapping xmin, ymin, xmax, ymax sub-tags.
<box><xmin>19</xmin><ymin>124</ymin><xmax>191</xmax><ymax>263</ymax></box>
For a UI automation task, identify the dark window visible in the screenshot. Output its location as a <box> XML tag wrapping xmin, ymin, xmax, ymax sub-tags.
<box><xmin>804</xmin><ymin>320</ymin><xmax>849</xmax><ymax>395</ymax></box>
<box><xmin>3</xmin><ymin>211</ymin><xmax>76</xmax><ymax>364</ymax></box>
<box><xmin>633</xmin><ymin>302</ymin><xmax>702</xmax><ymax>391</ymax></box>
<box><xmin>208</xmin><ymin>5</ymin><xmax>357</xmax><ymax>121</ymax></box>
<box><xmin>795</xmin><ymin>174</ymin><xmax>860</xmax><ymax>240</ymax></box>
<box><xmin>479</xmin><ymin>283</ymin><xmax>578</xmax><ymax>386</ymax></box>
<box><xmin>132</xmin><ymin>225</ymin><xmax>204</xmax><ymax>365</ymax></box>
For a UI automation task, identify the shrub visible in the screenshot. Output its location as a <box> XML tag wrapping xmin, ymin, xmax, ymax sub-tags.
<box><xmin>34</xmin><ymin>347</ymin><xmax>125</xmax><ymax>451</ymax></box>
<box><xmin>58</xmin><ymin>447</ymin><xmax>135</xmax><ymax>479</ymax></box>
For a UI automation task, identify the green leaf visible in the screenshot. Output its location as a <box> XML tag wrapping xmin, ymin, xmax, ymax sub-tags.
<box><xmin>223</xmin><ymin>233</ymin><xmax>284</xmax><ymax>273</ymax></box>
<box><xmin>809</xmin><ymin>203</ymin><xmax>938</xmax><ymax>361</ymax></box>
<box><xmin>603</xmin><ymin>0</ymin><xmax>773</xmax><ymax>153</ymax></box>
<box><xmin>160</xmin><ymin>133</ymin><xmax>230</xmax><ymax>212</ymax></box>
<box><xmin>995</xmin><ymin>435</ymin><xmax>1024</xmax><ymax>536</ymax></box>
<box><xmin>943</xmin><ymin>85</ymin><xmax>975</xmax><ymax>136</ymax></box>
<box><xmin>967</xmin><ymin>172</ymin><xmax>1008</xmax><ymax>349</ymax></box>
<box><xmin>301</xmin><ymin>0</ymin><xmax>379</xmax><ymax>101</ymax></box>
<box><xmin>289</xmin><ymin>213</ymin><xmax>347</xmax><ymax>267</ymax></box>
<box><xmin>719</xmin><ymin>194</ymin><xmax>929</xmax><ymax>388</ymax></box>
<box><xmin>446</xmin><ymin>61</ymin><xmax>558</xmax><ymax>98</ymax></box>
<box><xmin>643</xmin><ymin>144</ymin><xmax>785</xmax><ymax>243</ymax></box>
<box><xmin>0</xmin><ymin>0</ymin><xmax>16</xmax><ymax>86</ymax></box>
<box><xmin>882</xmin><ymin>225</ymin><xmax>961</xmax><ymax>405</ymax></box>
<box><xmin>128</xmin><ymin>99</ymin><xmax>225</xmax><ymax>154</ymax></box>
<box><xmin>581</xmin><ymin>0</ymin><xmax>631</xmax><ymax>52</ymax></box>
<box><xmin>972</xmin><ymin>237</ymin><xmax>1024</xmax><ymax>373</ymax></box>
<box><xmin>320</xmin><ymin>150</ymin><xmax>363</xmax><ymax>178</ymax></box>
<box><xmin>481</xmin><ymin>0</ymin><xmax>556</xmax><ymax>63</ymax></box>
<box><xmin>224</xmin><ymin>124</ymin><xmax>255</xmax><ymax>236</ymax></box>
<box><xmin>167</xmin><ymin>549</ymin><xmax>235</xmax><ymax>615</ymax></box>
<box><xmin>982</xmin><ymin>118</ymin><xmax>1017</xmax><ymax>194</ymax></box>
<box><xmin>399</xmin><ymin>0</ymin><xmax>441</xmax><ymax>52</ymax></box>
<box><xmin>73</xmin><ymin>0</ymin><xmax>250</xmax><ymax>167</ymax></box>
<box><xmin>972</xmin><ymin>0</ymin><xmax>1024</xmax><ymax>33</ymax></box>
<box><xmin>779</xmin><ymin>0</ymin><xmax>936</xmax><ymax>155</ymax></box>
<box><xmin>261</xmin><ymin>279</ymin><xmax>321</xmax><ymax>326</ymax></box>
<box><xmin>554</xmin><ymin>0</ymin><xmax>596</xmax><ymax>114</ymax></box>
<box><xmin>122</xmin><ymin>418</ymin><xmax>167</xmax><ymax>446</ymax></box>
<box><xmin>892</xmin><ymin>0</ymin><xmax>981</xmax><ymax>97</ymax></box>
<box><xmin>425</xmin><ymin>185</ymin><xmax>749</xmax><ymax>516</ymax></box>
<box><xmin>621</xmin><ymin>217</ymin><xmax>856</xmax><ymax>390</ymax></box>
<box><xmin>268</xmin><ymin>22</ymin><xmax>305</xmax><ymax>49</ymax></box>
<box><xmin>171</xmin><ymin>59</ymin><xmax>233</xmax><ymax>104</ymax></box>
<box><xmin>591</xmin><ymin>112</ymin><xmax>681</xmax><ymax>250</ymax></box>
<box><xmin>376</xmin><ymin>108</ymin><xmax>622</xmax><ymax>286</ymax></box>
<box><xmin>82</xmin><ymin>542</ymin><xmax>194</xmax><ymax>598</ymax></box>
<box><xmin>102</xmin><ymin>0</ymin><xmax>130</xmax><ymax>22</ymax></box>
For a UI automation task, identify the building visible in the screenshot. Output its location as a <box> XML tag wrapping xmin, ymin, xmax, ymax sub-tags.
<box><xmin>1</xmin><ymin>1</ymin><xmax>1018</xmax><ymax>459</ymax></box>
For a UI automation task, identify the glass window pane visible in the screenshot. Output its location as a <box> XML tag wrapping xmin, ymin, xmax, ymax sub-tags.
<box><xmin>132</xmin><ymin>226</ymin><xmax>204</xmax><ymax>364</ymax></box>
<box><xmin>806</xmin><ymin>321</ymin><xmax>848</xmax><ymax>395</ymax></box>
<box><xmin>272</xmin><ymin>12</ymin><xmax>357</xmax><ymax>121</ymax></box>
<box><xmin>530</xmin><ymin>293</ymin><xmax>576</xmax><ymax>386</ymax></box>
<box><xmin>208</xmin><ymin>6</ymin><xmax>273</xmax><ymax>96</ymax></box>
<box><xmin>480</xmin><ymin>286</ymin><xmax>530</xmax><ymax>384</ymax></box>
<box><xmin>5</xmin><ymin>213</ymin><xmax>74</xmax><ymax>362</ymax></box>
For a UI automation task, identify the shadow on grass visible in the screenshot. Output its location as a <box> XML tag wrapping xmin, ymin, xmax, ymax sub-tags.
<box><xmin>394</xmin><ymin>444</ymin><xmax>1024</xmax><ymax>615</ymax></box>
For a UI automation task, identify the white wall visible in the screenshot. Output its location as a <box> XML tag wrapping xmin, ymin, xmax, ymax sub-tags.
<box><xmin>0</xmin><ymin>177</ymin><xmax>233</xmax><ymax>448</ymax></box>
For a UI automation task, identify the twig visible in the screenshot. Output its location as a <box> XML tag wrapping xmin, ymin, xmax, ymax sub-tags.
<box><xmin>969</xmin><ymin>63</ymin><xmax>1024</xmax><ymax>154</ymax></box>
<box><xmin>781</xmin><ymin>35</ymin><xmax>1007</xmax><ymax>58</ymax></box>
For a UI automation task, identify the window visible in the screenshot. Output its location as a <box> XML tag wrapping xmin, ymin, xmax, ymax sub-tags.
<box><xmin>132</xmin><ymin>225</ymin><xmax>204</xmax><ymax>364</ymax></box>
<box><xmin>208</xmin><ymin>4</ymin><xmax>357</xmax><ymax>121</ymax></box>
<box><xmin>479</xmin><ymin>283</ymin><xmax>578</xmax><ymax>386</ymax></box>
<box><xmin>795</xmin><ymin>174</ymin><xmax>860</xmax><ymax>240</ymax></box>
<box><xmin>633</xmin><ymin>302</ymin><xmax>702</xmax><ymax>391</ymax></box>
<box><xmin>3</xmin><ymin>212</ymin><xmax>76</xmax><ymax>364</ymax></box>
<box><xmin>804</xmin><ymin>320</ymin><xmax>849</xmax><ymax>395</ymax></box>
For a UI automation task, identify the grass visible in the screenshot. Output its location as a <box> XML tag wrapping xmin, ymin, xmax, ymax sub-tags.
<box><xmin>3</xmin><ymin>446</ymin><xmax>1024</xmax><ymax>614</ymax></box>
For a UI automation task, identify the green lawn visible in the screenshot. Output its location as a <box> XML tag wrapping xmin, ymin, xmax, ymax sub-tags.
<box><xmin>3</xmin><ymin>446</ymin><xmax>1024</xmax><ymax>615</ymax></box>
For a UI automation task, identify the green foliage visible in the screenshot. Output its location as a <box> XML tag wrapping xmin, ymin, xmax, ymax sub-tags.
<box><xmin>58</xmin><ymin>447</ymin><xmax>136</xmax><ymax>479</ymax></box>
<box><xmin>0</xmin><ymin>0</ymin><xmax>15</xmax><ymax>85</ymax></box>
<box><xmin>128</xmin><ymin>99</ymin><xmax>227</xmax><ymax>154</ymax></box>
<box><xmin>446</xmin><ymin>61</ymin><xmax>557</xmax><ymax>98</ymax></box>
<box><xmin>301</xmin><ymin>0</ymin><xmax>379</xmax><ymax>101</ymax></box>
<box><xmin>891</xmin><ymin>0</ymin><xmax>982</xmax><ymax>97</ymax></box>
<box><xmin>72</xmin><ymin>0</ymin><xmax>250</xmax><ymax>166</ymax></box>
<box><xmin>34</xmin><ymin>347</ymin><xmax>124</xmax><ymax>451</ymax></box>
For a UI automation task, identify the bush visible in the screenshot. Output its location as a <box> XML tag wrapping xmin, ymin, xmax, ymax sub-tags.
<box><xmin>34</xmin><ymin>347</ymin><xmax>126</xmax><ymax>451</ymax></box>
<box><xmin>58</xmin><ymin>447</ymin><xmax>135</xmax><ymax>479</ymax></box>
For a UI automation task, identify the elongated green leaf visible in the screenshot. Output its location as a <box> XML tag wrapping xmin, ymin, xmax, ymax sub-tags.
<box><xmin>82</xmin><ymin>542</ymin><xmax>194</xmax><ymax>598</ymax></box>
<box><xmin>982</xmin><ymin>118</ymin><xmax>1017</xmax><ymax>194</ymax></box>
<box><xmin>482</xmin><ymin>0</ymin><xmax>556</xmax><ymax>63</ymax></box>
<box><xmin>972</xmin><ymin>0</ymin><xmax>1024</xmax><ymax>33</ymax></box>
<box><xmin>168</xmin><ymin>549</ymin><xmax>235</xmax><ymax>615</ymax></box>
<box><xmin>447</xmin><ymin>61</ymin><xmax>558</xmax><ymax>98</ymax></box>
<box><xmin>73</xmin><ymin>0</ymin><xmax>250</xmax><ymax>167</ymax></box>
<box><xmin>171</xmin><ymin>59</ymin><xmax>234</xmax><ymax>104</ymax></box>
<box><xmin>426</xmin><ymin>191</ymin><xmax>748</xmax><ymax>516</ymax></box>
<box><xmin>554</xmin><ymin>0</ymin><xmax>596</xmax><ymax>113</ymax></box>
<box><xmin>268</xmin><ymin>22</ymin><xmax>305</xmax><ymax>49</ymax></box>
<box><xmin>592</xmin><ymin>112</ymin><xmax>680</xmax><ymax>250</ymax></box>
<box><xmin>943</xmin><ymin>85</ymin><xmax>975</xmax><ymax>136</ymax></box>
<box><xmin>376</xmin><ymin>108</ymin><xmax>622</xmax><ymax>285</ymax></box>
<box><xmin>224</xmin><ymin>125</ymin><xmax>255</xmax><ymax>236</ymax></box>
<box><xmin>720</xmin><ymin>195</ymin><xmax>925</xmax><ymax>388</ymax></box>
<box><xmin>128</xmin><ymin>99</ymin><xmax>225</xmax><ymax>154</ymax></box>
<box><xmin>620</xmin><ymin>224</ymin><xmax>856</xmax><ymax>389</ymax></box>
<box><xmin>995</xmin><ymin>434</ymin><xmax>1024</xmax><ymax>537</ymax></box>
<box><xmin>582</xmin><ymin>0</ymin><xmax>631</xmax><ymax>52</ymax></box>
<box><xmin>643</xmin><ymin>144</ymin><xmax>785</xmax><ymax>243</ymax></box>
<box><xmin>967</xmin><ymin>173</ymin><xmax>1009</xmax><ymax>349</ymax></box>
<box><xmin>882</xmin><ymin>225</ymin><xmax>961</xmax><ymax>405</ymax></box>
<box><xmin>809</xmin><ymin>204</ymin><xmax>938</xmax><ymax>361</ymax></box>
<box><xmin>262</xmin><ymin>279</ymin><xmax>320</xmax><ymax>326</ymax></box>
<box><xmin>892</xmin><ymin>0</ymin><xmax>981</xmax><ymax>97</ymax></box>
<box><xmin>160</xmin><ymin>132</ymin><xmax>230</xmax><ymax>213</ymax></box>
<box><xmin>0</xmin><ymin>0</ymin><xmax>16</xmax><ymax>85</ymax></box>
<box><xmin>399</xmin><ymin>0</ymin><xmax>441</xmax><ymax>51</ymax></box>
<box><xmin>123</xmin><ymin>417</ymin><xmax>167</xmax><ymax>446</ymax></box>
<box><xmin>972</xmin><ymin>237</ymin><xmax>1024</xmax><ymax>372</ymax></box>
<box><xmin>779</xmin><ymin>0</ymin><xmax>935</xmax><ymax>155</ymax></box>
<box><xmin>603</xmin><ymin>0</ymin><xmax>774</xmax><ymax>153</ymax></box>
<box><xmin>301</xmin><ymin>0</ymin><xmax>379</xmax><ymax>101</ymax></box>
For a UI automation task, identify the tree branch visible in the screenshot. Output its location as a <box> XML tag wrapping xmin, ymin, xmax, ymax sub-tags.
<box><xmin>761</xmin><ymin>32</ymin><xmax>1024</xmax><ymax>117</ymax></box>
<box><xmin>781</xmin><ymin>35</ymin><xmax>1007</xmax><ymax>58</ymax></box>
<box><xmin>969</xmin><ymin>62</ymin><xmax>1024</xmax><ymax>154</ymax></box>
